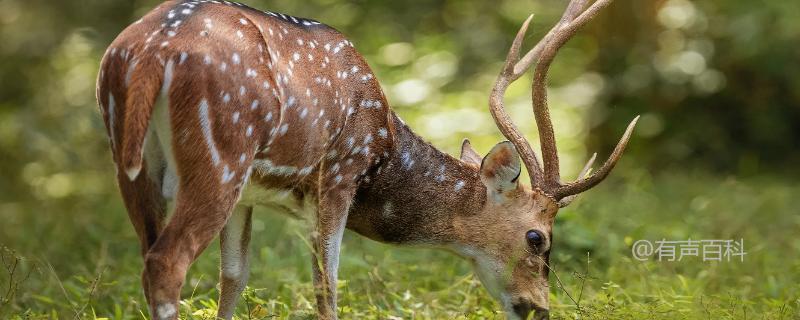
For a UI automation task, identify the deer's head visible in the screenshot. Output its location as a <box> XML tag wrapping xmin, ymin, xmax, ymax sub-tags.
<box><xmin>451</xmin><ymin>1</ymin><xmax>637</xmax><ymax>318</ymax></box>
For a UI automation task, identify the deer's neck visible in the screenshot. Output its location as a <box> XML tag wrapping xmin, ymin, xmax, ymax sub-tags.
<box><xmin>348</xmin><ymin>113</ymin><xmax>486</xmax><ymax>245</ymax></box>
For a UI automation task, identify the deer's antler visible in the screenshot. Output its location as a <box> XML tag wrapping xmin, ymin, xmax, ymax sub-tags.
<box><xmin>488</xmin><ymin>0</ymin><xmax>638</xmax><ymax>203</ymax></box>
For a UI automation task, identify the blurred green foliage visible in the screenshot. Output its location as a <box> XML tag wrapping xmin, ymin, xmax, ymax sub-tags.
<box><xmin>0</xmin><ymin>0</ymin><xmax>798</xmax><ymax>318</ymax></box>
<box><xmin>2</xmin><ymin>0</ymin><xmax>799</xmax><ymax>205</ymax></box>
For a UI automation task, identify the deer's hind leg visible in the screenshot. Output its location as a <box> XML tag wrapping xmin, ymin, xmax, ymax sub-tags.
<box><xmin>116</xmin><ymin>158</ymin><xmax>166</xmax><ymax>305</ymax></box>
<box><xmin>142</xmin><ymin>94</ymin><xmax>259</xmax><ymax>319</ymax></box>
<box><xmin>143</xmin><ymin>176</ymin><xmax>244</xmax><ymax>319</ymax></box>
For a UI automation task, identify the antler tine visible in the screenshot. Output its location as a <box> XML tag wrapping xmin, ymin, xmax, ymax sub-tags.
<box><xmin>576</xmin><ymin>152</ymin><xmax>597</xmax><ymax>179</ymax></box>
<box><xmin>513</xmin><ymin>0</ymin><xmax>588</xmax><ymax>77</ymax></box>
<box><xmin>554</xmin><ymin>115</ymin><xmax>639</xmax><ymax>200</ymax></box>
<box><xmin>531</xmin><ymin>0</ymin><xmax>614</xmax><ymax>191</ymax></box>
<box><xmin>503</xmin><ymin>14</ymin><xmax>535</xmax><ymax>80</ymax></box>
<box><xmin>489</xmin><ymin>14</ymin><xmax>545</xmax><ymax>187</ymax></box>
<box><xmin>557</xmin><ymin>152</ymin><xmax>595</xmax><ymax>207</ymax></box>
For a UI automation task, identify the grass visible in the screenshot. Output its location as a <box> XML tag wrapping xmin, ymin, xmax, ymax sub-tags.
<box><xmin>1</xmin><ymin>169</ymin><xmax>798</xmax><ymax>319</ymax></box>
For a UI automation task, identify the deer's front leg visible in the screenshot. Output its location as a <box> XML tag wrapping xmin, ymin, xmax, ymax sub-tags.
<box><xmin>311</xmin><ymin>189</ymin><xmax>353</xmax><ymax>320</ymax></box>
<box><xmin>217</xmin><ymin>205</ymin><xmax>253</xmax><ymax>320</ymax></box>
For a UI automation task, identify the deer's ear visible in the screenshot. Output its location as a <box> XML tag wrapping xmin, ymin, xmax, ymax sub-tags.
<box><xmin>480</xmin><ymin>141</ymin><xmax>521</xmax><ymax>195</ymax></box>
<box><xmin>460</xmin><ymin>139</ymin><xmax>482</xmax><ymax>165</ymax></box>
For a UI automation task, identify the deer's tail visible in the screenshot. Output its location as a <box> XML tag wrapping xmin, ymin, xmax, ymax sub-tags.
<box><xmin>102</xmin><ymin>54</ymin><xmax>169</xmax><ymax>181</ymax></box>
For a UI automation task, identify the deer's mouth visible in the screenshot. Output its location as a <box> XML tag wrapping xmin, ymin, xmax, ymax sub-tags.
<box><xmin>532</xmin><ymin>307</ymin><xmax>549</xmax><ymax>320</ymax></box>
<box><xmin>512</xmin><ymin>301</ymin><xmax>549</xmax><ymax>320</ymax></box>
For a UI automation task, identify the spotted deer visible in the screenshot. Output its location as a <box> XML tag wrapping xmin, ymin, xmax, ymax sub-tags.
<box><xmin>96</xmin><ymin>0</ymin><xmax>635</xmax><ymax>319</ymax></box>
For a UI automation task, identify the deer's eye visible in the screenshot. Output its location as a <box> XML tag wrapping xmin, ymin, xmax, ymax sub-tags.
<box><xmin>526</xmin><ymin>230</ymin><xmax>544</xmax><ymax>252</ymax></box>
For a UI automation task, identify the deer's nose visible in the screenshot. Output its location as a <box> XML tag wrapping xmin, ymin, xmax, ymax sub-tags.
<box><xmin>532</xmin><ymin>307</ymin><xmax>550</xmax><ymax>320</ymax></box>
<box><xmin>512</xmin><ymin>301</ymin><xmax>532</xmax><ymax>319</ymax></box>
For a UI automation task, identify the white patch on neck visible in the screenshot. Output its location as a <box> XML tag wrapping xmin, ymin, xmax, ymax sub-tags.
<box><xmin>450</xmin><ymin>245</ymin><xmax>505</xmax><ymax>300</ymax></box>
<box><xmin>501</xmin><ymin>292</ymin><xmax>523</xmax><ymax>320</ymax></box>
<box><xmin>156</xmin><ymin>303</ymin><xmax>176</xmax><ymax>319</ymax></box>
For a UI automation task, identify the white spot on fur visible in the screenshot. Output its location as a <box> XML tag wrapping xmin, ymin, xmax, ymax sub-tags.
<box><xmin>326</xmin><ymin>150</ymin><xmax>338</xmax><ymax>159</ymax></box>
<box><xmin>221</xmin><ymin>165</ymin><xmax>236</xmax><ymax>183</ymax></box>
<box><xmin>107</xmin><ymin>92</ymin><xmax>116</xmax><ymax>147</ymax></box>
<box><xmin>298</xmin><ymin>166</ymin><xmax>314</xmax><ymax>176</ymax></box>
<box><xmin>454</xmin><ymin>180</ymin><xmax>465</xmax><ymax>192</ymax></box>
<box><xmin>401</xmin><ymin>151</ymin><xmax>414</xmax><ymax>170</ymax></box>
<box><xmin>436</xmin><ymin>165</ymin><xmax>447</xmax><ymax>182</ymax></box>
<box><xmin>382</xmin><ymin>201</ymin><xmax>393</xmax><ymax>218</ymax></box>
<box><xmin>253</xmin><ymin>159</ymin><xmax>297</xmax><ymax>176</ymax></box>
<box><xmin>124</xmin><ymin>166</ymin><xmax>140</xmax><ymax>181</ymax></box>
<box><xmin>161</xmin><ymin>59</ymin><xmax>175</xmax><ymax>96</ymax></box>
<box><xmin>199</xmin><ymin>99</ymin><xmax>221</xmax><ymax>166</ymax></box>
